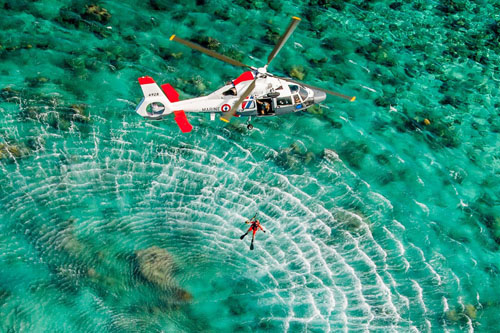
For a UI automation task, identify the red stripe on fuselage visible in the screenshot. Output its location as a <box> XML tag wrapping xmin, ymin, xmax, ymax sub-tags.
<box><xmin>233</xmin><ymin>71</ymin><xmax>254</xmax><ymax>86</ymax></box>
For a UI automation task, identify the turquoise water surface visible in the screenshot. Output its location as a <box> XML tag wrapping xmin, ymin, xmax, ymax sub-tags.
<box><xmin>1</xmin><ymin>0</ymin><xmax>499</xmax><ymax>332</ymax></box>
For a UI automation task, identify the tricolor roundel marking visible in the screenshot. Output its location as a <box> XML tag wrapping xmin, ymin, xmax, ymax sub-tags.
<box><xmin>221</xmin><ymin>104</ymin><xmax>231</xmax><ymax>112</ymax></box>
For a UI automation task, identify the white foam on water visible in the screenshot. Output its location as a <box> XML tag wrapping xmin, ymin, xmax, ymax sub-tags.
<box><xmin>411</xmin><ymin>279</ymin><xmax>427</xmax><ymax>314</ymax></box>
<box><xmin>0</xmin><ymin>113</ymin><xmax>457</xmax><ymax>332</ymax></box>
<box><xmin>413</xmin><ymin>200</ymin><xmax>430</xmax><ymax>216</ymax></box>
<box><xmin>361</xmin><ymin>85</ymin><xmax>377</xmax><ymax>93</ymax></box>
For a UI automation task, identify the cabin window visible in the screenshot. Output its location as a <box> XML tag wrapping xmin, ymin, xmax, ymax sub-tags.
<box><xmin>277</xmin><ymin>97</ymin><xmax>292</xmax><ymax>106</ymax></box>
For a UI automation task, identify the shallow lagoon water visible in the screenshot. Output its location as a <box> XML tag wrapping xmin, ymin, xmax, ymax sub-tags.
<box><xmin>0</xmin><ymin>0</ymin><xmax>499</xmax><ymax>332</ymax></box>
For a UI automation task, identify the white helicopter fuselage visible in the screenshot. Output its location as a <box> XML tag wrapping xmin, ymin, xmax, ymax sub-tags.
<box><xmin>136</xmin><ymin>73</ymin><xmax>325</xmax><ymax>121</ymax></box>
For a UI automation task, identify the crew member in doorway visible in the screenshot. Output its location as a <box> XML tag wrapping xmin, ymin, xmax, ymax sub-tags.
<box><xmin>257</xmin><ymin>99</ymin><xmax>270</xmax><ymax>115</ymax></box>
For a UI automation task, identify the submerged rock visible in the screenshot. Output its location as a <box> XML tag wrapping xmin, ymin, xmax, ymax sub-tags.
<box><xmin>307</xmin><ymin>0</ymin><xmax>345</xmax><ymax>10</ymax></box>
<box><xmin>1</xmin><ymin>87</ymin><xmax>21</xmax><ymax>102</ymax></box>
<box><xmin>264</xmin><ymin>27</ymin><xmax>280</xmax><ymax>44</ymax></box>
<box><xmin>135</xmin><ymin>246</ymin><xmax>177</xmax><ymax>290</ymax></box>
<box><xmin>165</xmin><ymin>287</ymin><xmax>193</xmax><ymax>303</ymax></box>
<box><xmin>274</xmin><ymin>142</ymin><xmax>317</xmax><ymax>170</ymax></box>
<box><xmin>149</xmin><ymin>0</ymin><xmax>168</xmax><ymax>11</ymax></box>
<box><xmin>337</xmin><ymin>140</ymin><xmax>369</xmax><ymax>169</ymax></box>
<box><xmin>6</xmin><ymin>85</ymin><xmax>92</xmax><ymax>131</ymax></box>
<box><xmin>334</xmin><ymin>209</ymin><xmax>369</xmax><ymax>232</ymax></box>
<box><xmin>68</xmin><ymin>104</ymin><xmax>90</xmax><ymax>123</ymax></box>
<box><xmin>465</xmin><ymin>304</ymin><xmax>477</xmax><ymax>320</ymax></box>
<box><xmin>171</xmin><ymin>52</ymin><xmax>183</xmax><ymax>59</ymax></box>
<box><xmin>57</xmin><ymin>219</ymin><xmax>86</xmax><ymax>257</ymax></box>
<box><xmin>222</xmin><ymin>47</ymin><xmax>245</xmax><ymax>63</ymax></box>
<box><xmin>0</xmin><ymin>142</ymin><xmax>31</xmax><ymax>162</ymax></box>
<box><xmin>135</xmin><ymin>246</ymin><xmax>193</xmax><ymax>303</ymax></box>
<box><xmin>25</xmin><ymin>76</ymin><xmax>49</xmax><ymax>88</ymax></box>
<box><xmin>26</xmin><ymin>137</ymin><xmax>45</xmax><ymax>151</ymax></box>
<box><xmin>322</xmin><ymin>148</ymin><xmax>340</xmax><ymax>162</ymax></box>
<box><xmin>192</xmin><ymin>36</ymin><xmax>220</xmax><ymax>51</ymax></box>
<box><xmin>445</xmin><ymin>308</ymin><xmax>460</xmax><ymax>322</ymax></box>
<box><xmin>307</xmin><ymin>104</ymin><xmax>323</xmax><ymax>115</ymax></box>
<box><xmin>436</xmin><ymin>0</ymin><xmax>466</xmax><ymax>15</ymax></box>
<box><xmin>83</xmin><ymin>4</ymin><xmax>111</xmax><ymax>23</ymax></box>
<box><xmin>58</xmin><ymin>4</ymin><xmax>112</xmax><ymax>38</ymax></box>
<box><xmin>289</xmin><ymin>66</ymin><xmax>306</xmax><ymax>80</ymax></box>
<box><xmin>444</xmin><ymin>304</ymin><xmax>479</xmax><ymax>324</ymax></box>
<box><xmin>492</xmin><ymin>217</ymin><xmax>500</xmax><ymax>241</ymax></box>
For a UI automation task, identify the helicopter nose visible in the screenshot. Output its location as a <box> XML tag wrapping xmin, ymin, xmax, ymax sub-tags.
<box><xmin>313</xmin><ymin>90</ymin><xmax>326</xmax><ymax>103</ymax></box>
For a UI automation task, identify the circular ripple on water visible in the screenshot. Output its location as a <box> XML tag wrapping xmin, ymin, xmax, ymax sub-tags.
<box><xmin>0</xmin><ymin>107</ymin><xmax>455</xmax><ymax>332</ymax></box>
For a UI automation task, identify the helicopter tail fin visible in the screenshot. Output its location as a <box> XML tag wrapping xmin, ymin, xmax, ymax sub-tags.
<box><xmin>136</xmin><ymin>76</ymin><xmax>173</xmax><ymax>117</ymax></box>
<box><xmin>135</xmin><ymin>76</ymin><xmax>192</xmax><ymax>133</ymax></box>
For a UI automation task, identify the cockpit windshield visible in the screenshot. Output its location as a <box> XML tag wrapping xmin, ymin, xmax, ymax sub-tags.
<box><xmin>299</xmin><ymin>87</ymin><xmax>308</xmax><ymax>100</ymax></box>
<box><xmin>289</xmin><ymin>85</ymin><xmax>308</xmax><ymax>100</ymax></box>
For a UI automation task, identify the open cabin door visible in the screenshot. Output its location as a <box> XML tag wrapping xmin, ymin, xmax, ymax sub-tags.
<box><xmin>256</xmin><ymin>98</ymin><xmax>275</xmax><ymax>116</ymax></box>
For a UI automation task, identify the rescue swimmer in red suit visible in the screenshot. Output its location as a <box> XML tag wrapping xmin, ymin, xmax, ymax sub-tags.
<box><xmin>240</xmin><ymin>215</ymin><xmax>266</xmax><ymax>250</ymax></box>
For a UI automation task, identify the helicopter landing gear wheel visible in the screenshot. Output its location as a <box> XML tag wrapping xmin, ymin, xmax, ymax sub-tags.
<box><xmin>246</xmin><ymin>116</ymin><xmax>253</xmax><ymax>130</ymax></box>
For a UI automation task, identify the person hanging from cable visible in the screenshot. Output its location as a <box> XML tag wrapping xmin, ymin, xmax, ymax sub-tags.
<box><xmin>240</xmin><ymin>214</ymin><xmax>266</xmax><ymax>250</ymax></box>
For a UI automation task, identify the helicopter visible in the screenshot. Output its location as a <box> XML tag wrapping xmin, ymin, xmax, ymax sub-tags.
<box><xmin>136</xmin><ymin>16</ymin><xmax>355</xmax><ymax>133</ymax></box>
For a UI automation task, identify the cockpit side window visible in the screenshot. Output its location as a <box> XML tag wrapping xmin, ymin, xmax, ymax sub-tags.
<box><xmin>222</xmin><ymin>87</ymin><xmax>237</xmax><ymax>96</ymax></box>
<box><xmin>299</xmin><ymin>87</ymin><xmax>308</xmax><ymax>100</ymax></box>
<box><xmin>293</xmin><ymin>94</ymin><xmax>301</xmax><ymax>104</ymax></box>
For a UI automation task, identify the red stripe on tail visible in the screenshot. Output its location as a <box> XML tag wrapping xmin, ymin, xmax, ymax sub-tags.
<box><xmin>138</xmin><ymin>76</ymin><xmax>155</xmax><ymax>85</ymax></box>
<box><xmin>160</xmin><ymin>84</ymin><xmax>192</xmax><ymax>133</ymax></box>
<box><xmin>161</xmin><ymin>84</ymin><xmax>179</xmax><ymax>102</ymax></box>
<box><xmin>174</xmin><ymin>111</ymin><xmax>193</xmax><ymax>133</ymax></box>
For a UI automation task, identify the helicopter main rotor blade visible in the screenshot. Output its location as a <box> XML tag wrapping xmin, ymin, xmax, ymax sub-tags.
<box><xmin>273</xmin><ymin>75</ymin><xmax>356</xmax><ymax>102</ymax></box>
<box><xmin>170</xmin><ymin>35</ymin><xmax>253</xmax><ymax>69</ymax></box>
<box><xmin>220</xmin><ymin>78</ymin><xmax>258</xmax><ymax>123</ymax></box>
<box><xmin>266</xmin><ymin>16</ymin><xmax>301</xmax><ymax>67</ymax></box>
